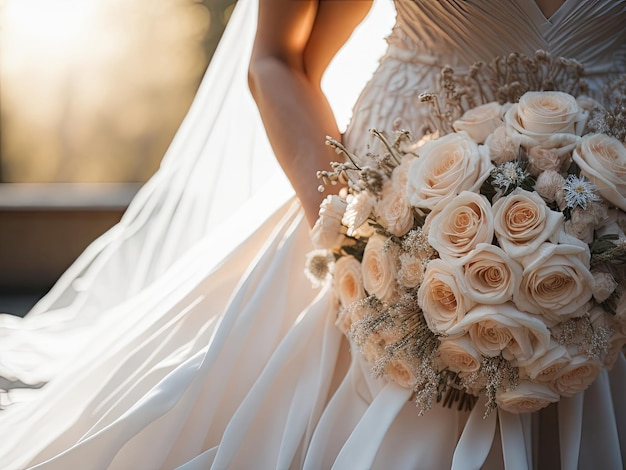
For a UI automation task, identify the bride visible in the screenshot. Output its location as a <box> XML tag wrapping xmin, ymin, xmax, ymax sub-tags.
<box><xmin>0</xmin><ymin>0</ymin><xmax>624</xmax><ymax>468</ymax></box>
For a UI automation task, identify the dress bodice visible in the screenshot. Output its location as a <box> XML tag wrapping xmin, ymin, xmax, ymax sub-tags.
<box><xmin>344</xmin><ymin>0</ymin><xmax>626</xmax><ymax>157</ymax></box>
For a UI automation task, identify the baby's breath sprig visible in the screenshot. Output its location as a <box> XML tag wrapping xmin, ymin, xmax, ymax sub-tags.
<box><xmin>463</xmin><ymin>356</ymin><xmax>519</xmax><ymax>417</ymax></box>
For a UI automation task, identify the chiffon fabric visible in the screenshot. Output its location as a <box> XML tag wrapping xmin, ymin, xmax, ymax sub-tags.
<box><xmin>1</xmin><ymin>1</ymin><xmax>625</xmax><ymax>469</ymax></box>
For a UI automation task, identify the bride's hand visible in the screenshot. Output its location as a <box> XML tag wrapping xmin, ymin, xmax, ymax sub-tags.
<box><xmin>248</xmin><ymin>0</ymin><xmax>372</xmax><ymax>227</ymax></box>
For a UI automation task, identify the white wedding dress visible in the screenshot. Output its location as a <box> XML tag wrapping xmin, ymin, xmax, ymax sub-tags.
<box><xmin>1</xmin><ymin>1</ymin><xmax>625</xmax><ymax>469</ymax></box>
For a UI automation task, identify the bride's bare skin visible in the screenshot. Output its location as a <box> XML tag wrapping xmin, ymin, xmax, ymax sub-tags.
<box><xmin>249</xmin><ymin>0</ymin><xmax>372</xmax><ymax>227</ymax></box>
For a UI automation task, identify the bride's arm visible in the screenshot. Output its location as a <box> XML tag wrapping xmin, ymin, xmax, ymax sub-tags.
<box><xmin>249</xmin><ymin>0</ymin><xmax>372</xmax><ymax>227</ymax></box>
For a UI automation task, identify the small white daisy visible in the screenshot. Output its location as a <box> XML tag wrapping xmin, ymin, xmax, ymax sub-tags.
<box><xmin>563</xmin><ymin>174</ymin><xmax>602</xmax><ymax>210</ymax></box>
<box><xmin>491</xmin><ymin>161</ymin><xmax>528</xmax><ymax>192</ymax></box>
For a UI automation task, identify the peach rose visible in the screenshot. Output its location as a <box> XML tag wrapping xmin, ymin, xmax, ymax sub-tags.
<box><xmin>377</xmin><ymin>181</ymin><xmax>414</xmax><ymax>237</ymax></box>
<box><xmin>459</xmin><ymin>243</ymin><xmax>522</xmax><ymax>304</ymax></box>
<box><xmin>515</xmin><ymin>242</ymin><xmax>594</xmax><ymax>325</ymax></box>
<box><xmin>310</xmin><ymin>195</ymin><xmax>347</xmax><ymax>250</ymax></box>
<box><xmin>446</xmin><ymin>303</ymin><xmax>550</xmax><ymax>362</ymax></box>
<box><xmin>361</xmin><ymin>235</ymin><xmax>399</xmax><ymax>302</ymax></box>
<box><xmin>505</xmin><ymin>91</ymin><xmax>586</xmax><ymax>142</ymax></box>
<box><xmin>496</xmin><ymin>381</ymin><xmax>559</xmax><ymax>414</ymax></box>
<box><xmin>453</xmin><ymin>102</ymin><xmax>504</xmax><ymax>144</ymax></box>
<box><xmin>334</xmin><ymin>256</ymin><xmax>365</xmax><ymax>308</ymax></box>
<box><xmin>426</xmin><ymin>191</ymin><xmax>494</xmax><ymax>261</ymax></box>
<box><xmin>553</xmin><ymin>347</ymin><xmax>603</xmax><ymax>397</ymax></box>
<box><xmin>492</xmin><ymin>188</ymin><xmax>563</xmax><ymax>259</ymax></box>
<box><xmin>572</xmin><ymin>134</ymin><xmax>626</xmax><ymax>211</ymax></box>
<box><xmin>406</xmin><ymin>132</ymin><xmax>493</xmax><ymax>210</ymax></box>
<box><xmin>437</xmin><ymin>335</ymin><xmax>482</xmax><ymax>374</ymax></box>
<box><xmin>386</xmin><ymin>357</ymin><xmax>418</xmax><ymax>389</ymax></box>
<box><xmin>418</xmin><ymin>259</ymin><xmax>473</xmax><ymax>335</ymax></box>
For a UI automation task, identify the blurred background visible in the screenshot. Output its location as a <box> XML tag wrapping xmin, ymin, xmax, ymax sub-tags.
<box><xmin>0</xmin><ymin>0</ymin><xmax>237</xmax><ymax>314</ymax></box>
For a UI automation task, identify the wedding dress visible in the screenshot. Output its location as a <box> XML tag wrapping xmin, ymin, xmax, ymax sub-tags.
<box><xmin>0</xmin><ymin>1</ymin><xmax>625</xmax><ymax>469</ymax></box>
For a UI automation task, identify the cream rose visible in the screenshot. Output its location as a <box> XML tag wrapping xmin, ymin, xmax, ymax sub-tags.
<box><xmin>391</xmin><ymin>155</ymin><xmax>417</xmax><ymax>189</ymax></box>
<box><xmin>453</xmin><ymin>102</ymin><xmax>504</xmax><ymax>144</ymax></box>
<box><xmin>342</xmin><ymin>192</ymin><xmax>375</xmax><ymax>237</ymax></box>
<box><xmin>437</xmin><ymin>335</ymin><xmax>482</xmax><ymax>374</ymax></box>
<box><xmin>492</xmin><ymin>188</ymin><xmax>563</xmax><ymax>259</ymax></box>
<box><xmin>572</xmin><ymin>134</ymin><xmax>626</xmax><ymax>211</ymax></box>
<box><xmin>505</xmin><ymin>91</ymin><xmax>586</xmax><ymax>142</ymax></box>
<box><xmin>526</xmin><ymin>137</ymin><xmax>577</xmax><ymax>176</ymax></box>
<box><xmin>418</xmin><ymin>259</ymin><xmax>473</xmax><ymax>335</ymax></box>
<box><xmin>518</xmin><ymin>241</ymin><xmax>594</xmax><ymax>321</ymax></box>
<box><xmin>519</xmin><ymin>339</ymin><xmax>571</xmax><ymax>381</ymax></box>
<box><xmin>426</xmin><ymin>191</ymin><xmax>494</xmax><ymax>261</ymax></box>
<box><xmin>592</xmin><ymin>271</ymin><xmax>618</xmax><ymax>303</ymax></box>
<box><xmin>310</xmin><ymin>195</ymin><xmax>347</xmax><ymax>250</ymax></box>
<box><xmin>406</xmin><ymin>132</ymin><xmax>493</xmax><ymax>210</ymax></box>
<box><xmin>361</xmin><ymin>235</ymin><xmax>399</xmax><ymax>302</ymax></box>
<box><xmin>459</xmin><ymin>243</ymin><xmax>522</xmax><ymax>304</ymax></box>
<box><xmin>333</xmin><ymin>256</ymin><xmax>366</xmax><ymax>308</ymax></box>
<box><xmin>496</xmin><ymin>381</ymin><xmax>560</xmax><ymax>414</ymax></box>
<box><xmin>446</xmin><ymin>303</ymin><xmax>550</xmax><ymax>362</ymax></box>
<box><xmin>398</xmin><ymin>252</ymin><xmax>426</xmax><ymax>289</ymax></box>
<box><xmin>553</xmin><ymin>347</ymin><xmax>603</xmax><ymax>397</ymax></box>
<box><xmin>515</xmin><ymin>242</ymin><xmax>594</xmax><ymax>325</ymax></box>
<box><xmin>377</xmin><ymin>181</ymin><xmax>414</xmax><ymax>237</ymax></box>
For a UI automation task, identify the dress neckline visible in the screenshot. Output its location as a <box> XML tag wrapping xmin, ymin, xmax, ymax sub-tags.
<box><xmin>526</xmin><ymin>0</ymin><xmax>571</xmax><ymax>25</ymax></box>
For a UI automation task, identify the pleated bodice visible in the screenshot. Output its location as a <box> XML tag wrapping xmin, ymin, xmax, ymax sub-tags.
<box><xmin>344</xmin><ymin>0</ymin><xmax>626</xmax><ymax>156</ymax></box>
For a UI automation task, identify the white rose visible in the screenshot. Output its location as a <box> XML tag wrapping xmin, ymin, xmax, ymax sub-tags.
<box><xmin>492</xmin><ymin>188</ymin><xmax>563</xmax><ymax>259</ymax></box>
<box><xmin>406</xmin><ymin>132</ymin><xmax>493</xmax><ymax>210</ymax></box>
<box><xmin>453</xmin><ymin>102</ymin><xmax>504</xmax><ymax>144</ymax></box>
<box><xmin>426</xmin><ymin>191</ymin><xmax>494</xmax><ymax>261</ymax></box>
<box><xmin>553</xmin><ymin>347</ymin><xmax>603</xmax><ymax>397</ymax></box>
<box><xmin>333</xmin><ymin>256</ymin><xmax>366</xmax><ymax>308</ymax></box>
<box><xmin>418</xmin><ymin>259</ymin><xmax>473</xmax><ymax>335</ymax></box>
<box><xmin>515</xmin><ymin>242</ymin><xmax>594</xmax><ymax>325</ymax></box>
<box><xmin>446</xmin><ymin>303</ymin><xmax>551</xmax><ymax>362</ymax></box>
<box><xmin>342</xmin><ymin>192</ymin><xmax>375</xmax><ymax>237</ymax></box>
<box><xmin>496</xmin><ymin>380</ymin><xmax>560</xmax><ymax>414</ymax></box>
<box><xmin>361</xmin><ymin>235</ymin><xmax>399</xmax><ymax>302</ymax></box>
<box><xmin>377</xmin><ymin>181</ymin><xmax>414</xmax><ymax>237</ymax></box>
<box><xmin>505</xmin><ymin>91</ymin><xmax>586</xmax><ymax>142</ymax></box>
<box><xmin>310</xmin><ymin>195</ymin><xmax>347</xmax><ymax>250</ymax></box>
<box><xmin>459</xmin><ymin>243</ymin><xmax>522</xmax><ymax>304</ymax></box>
<box><xmin>437</xmin><ymin>335</ymin><xmax>482</xmax><ymax>374</ymax></box>
<box><xmin>572</xmin><ymin>134</ymin><xmax>626</xmax><ymax>211</ymax></box>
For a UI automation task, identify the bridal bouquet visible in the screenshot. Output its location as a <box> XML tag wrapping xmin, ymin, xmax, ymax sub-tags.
<box><xmin>306</xmin><ymin>51</ymin><xmax>626</xmax><ymax>415</ymax></box>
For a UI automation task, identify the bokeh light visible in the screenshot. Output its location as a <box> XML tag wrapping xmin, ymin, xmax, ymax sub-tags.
<box><xmin>0</xmin><ymin>0</ymin><xmax>235</xmax><ymax>182</ymax></box>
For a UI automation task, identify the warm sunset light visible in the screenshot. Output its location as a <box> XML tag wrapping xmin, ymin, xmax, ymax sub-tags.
<box><xmin>0</xmin><ymin>0</ymin><xmax>233</xmax><ymax>183</ymax></box>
